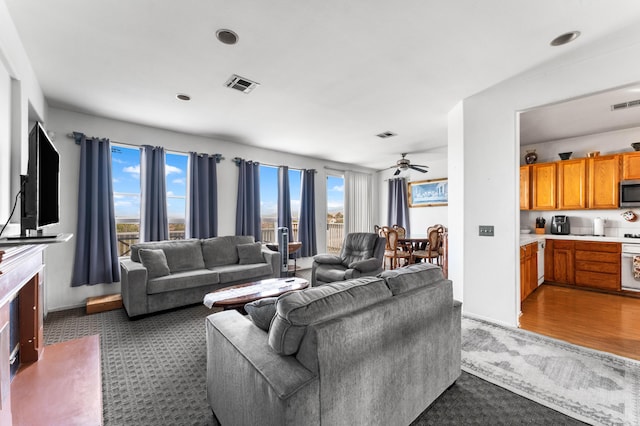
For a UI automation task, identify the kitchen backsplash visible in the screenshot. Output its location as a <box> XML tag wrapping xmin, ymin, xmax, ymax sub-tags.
<box><xmin>520</xmin><ymin>209</ymin><xmax>640</xmax><ymax>237</ymax></box>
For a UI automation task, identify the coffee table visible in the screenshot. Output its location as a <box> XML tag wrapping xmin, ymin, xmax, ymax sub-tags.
<box><xmin>203</xmin><ymin>277</ymin><xmax>309</xmax><ymax>311</ymax></box>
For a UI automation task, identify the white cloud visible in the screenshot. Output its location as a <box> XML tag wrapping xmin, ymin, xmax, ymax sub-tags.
<box><xmin>112</xmin><ymin>178</ymin><xmax>120</xmax><ymax>183</ymax></box>
<box><xmin>123</xmin><ymin>164</ymin><xmax>140</xmax><ymax>178</ymax></box>
<box><xmin>166</xmin><ymin>191</ymin><xmax>174</xmax><ymax>197</ymax></box>
<box><xmin>165</xmin><ymin>165</ymin><xmax>182</xmax><ymax>175</ymax></box>
<box><xmin>114</xmin><ymin>200</ymin><xmax>132</xmax><ymax>207</ymax></box>
<box><xmin>172</xmin><ymin>178</ymin><xmax>185</xmax><ymax>185</ymax></box>
<box><xmin>327</xmin><ymin>201</ymin><xmax>343</xmax><ymax>210</ymax></box>
<box><xmin>331</xmin><ymin>185</ymin><xmax>344</xmax><ymax>192</ymax></box>
<box><xmin>112</xmin><ymin>158</ymin><xmax>125</xmax><ymax>164</ymax></box>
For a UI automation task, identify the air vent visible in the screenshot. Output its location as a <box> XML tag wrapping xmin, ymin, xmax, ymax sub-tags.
<box><xmin>225</xmin><ymin>74</ymin><xmax>260</xmax><ymax>94</ymax></box>
<box><xmin>611</xmin><ymin>99</ymin><xmax>640</xmax><ymax>111</ymax></box>
<box><xmin>376</xmin><ymin>131</ymin><xmax>397</xmax><ymax>139</ymax></box>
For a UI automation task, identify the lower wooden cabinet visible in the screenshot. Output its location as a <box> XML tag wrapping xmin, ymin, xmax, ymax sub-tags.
<box><xmin>545</xmin><ymin>239</ymin><xmax>575</xmax><ymax>284</ymax></box>
<box><xmin>544</xmin><ymin>239</ymin><xmax>621</xmax><ymax>291</ymax></box>
<box><xmin>520</xmin><ymin>242</ymin><xmax>538</xmax><ymax>302</ymax></box>
<box><xmin>574</xmin><ymin>241</ymin><xmax>621</xmax><ymax>291</ymax></box>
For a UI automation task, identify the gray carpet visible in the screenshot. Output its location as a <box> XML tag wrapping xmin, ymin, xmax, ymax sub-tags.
<box><xmin>42</xmin><ymin>277</ymin><xmax>586</xmax><ymax>425</ymax></box>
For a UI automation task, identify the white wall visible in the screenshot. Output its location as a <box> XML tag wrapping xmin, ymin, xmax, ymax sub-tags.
<box><xmin>44</xmin><ymin>107</ymin><xmax>379</xmax><ymax>311</ymax></box>
<box><xmin>452</xmin><ymin>23</ymin><xmax>640</xmax><ymax>327</ymax></box>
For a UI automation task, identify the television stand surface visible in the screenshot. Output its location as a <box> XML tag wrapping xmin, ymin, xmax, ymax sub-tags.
<box><xmin>0</xmin><ymin>233</ymin><xmax>73</xmax><ymax>247</ymax></box>
<box><xmin>5</xmin><ymin>233</ymin><xmax>59</xmax><ymax>240</ymax></box>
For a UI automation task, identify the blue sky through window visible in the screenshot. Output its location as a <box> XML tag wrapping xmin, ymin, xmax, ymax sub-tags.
<box><xmin>111</xmin><ymin>145</ymin><xmax>187</xmax><ymax>220</ymax></box>
<box><xmin>327</xmin><ymin>175</ymin><xmax>344</xmax><ymax>214</ymax></box>
<box><xmin>260</xmin><ymin>166</ymin><xmax>302</xmax><ymax>220</ymax></box>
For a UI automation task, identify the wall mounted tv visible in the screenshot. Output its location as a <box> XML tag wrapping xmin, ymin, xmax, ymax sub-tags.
<box><xmin>14</xmin><ymin>122</ymin><xmax>60</xmax><ymax>238</ymax></box>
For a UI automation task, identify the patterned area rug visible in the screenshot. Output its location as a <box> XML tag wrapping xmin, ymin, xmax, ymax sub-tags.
<box><xmin>462</xmin><ymin>316</ymin><xmax>640</xmax><ymax>426</ymax></box>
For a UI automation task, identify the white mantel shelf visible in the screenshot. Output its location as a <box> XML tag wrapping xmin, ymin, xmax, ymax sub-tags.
<box><xmin>0</xmin><ymin>233</ymin><xmax>73</xmax><ymax>248</ymax></box>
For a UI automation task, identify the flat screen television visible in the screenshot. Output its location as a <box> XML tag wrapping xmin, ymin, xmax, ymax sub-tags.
<box><xmin>13</xmin><ymin>122</ymin><xmax>60</xmax><ymax>238</ymax></box>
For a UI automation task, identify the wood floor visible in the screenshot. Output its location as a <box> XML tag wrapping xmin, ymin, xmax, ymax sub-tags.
<box><xmin>520</xmin><ymin>284</ymin><xmax>640</xmax><ymax>361</ymax></box>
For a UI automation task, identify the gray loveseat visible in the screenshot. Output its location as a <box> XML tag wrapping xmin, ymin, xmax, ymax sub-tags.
<box><xmin>205</xmin><ymin>262</ymin><xmax>461</xmax><ymax>425</ymax></box>
<box><xmin>120</xmin><ymin>236</ymin><xmax>280</xmax><ymax>317</ymax></box>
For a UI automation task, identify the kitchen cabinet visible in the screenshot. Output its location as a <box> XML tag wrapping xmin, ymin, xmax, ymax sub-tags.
<box><xmin>532</xmin><ymin>163</ymin><xmax>557</xmax><ymax>210</ymax></box>
<box><xmin>622</xmin><ymin>152</ymin><xmax>640</xmax><ymax>180</ymax></box>
<box><xmin>574</xmin><ymin>241</ymin><xmax>620</xmax><ymax>291</ymax></box>
<box><xmin>544</xmin><ymin>239</ymin><xmax>574</xmax><ymax>284</ymax></box>
<box><xmin>520</xmin><ymin>165</ymin><xmax>532</xmax><ymax>210</ymax></box>
<box><xmin>520</xmin><ymin>242</ymin><xmax>538</xmax><ymax>302</ymax></box>
<box><xmin>557</xmin><ymin>159</ymin><xmax>587</xmax><ymax>209</ymax></box>
<box><xmin>588</xmin><ymin>155</ymin><xmax>620</xmax><ymax>209</ymax></box>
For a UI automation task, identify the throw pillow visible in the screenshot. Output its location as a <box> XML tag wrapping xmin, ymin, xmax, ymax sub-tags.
<box><xmin>138</xmin><ymin>248</ymin><xmax>171</xmax><ymax>279</ymax></box>
<box><xmin>244</xmin><ymin>297</ymin><xmax>278</xmax><ymax>331</ymax></box>
<box><xmin>237</xmin><ymin>242</ymin><xmax>265</xmax><ymax>265</ymax></box>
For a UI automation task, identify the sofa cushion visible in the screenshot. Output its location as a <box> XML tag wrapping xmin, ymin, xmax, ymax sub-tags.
<box><xmin>138</xmin><ymin>248</ymin><xmax>171</xmax><ymax>279</ymax></box>
<box><xmin>237</xmin><ymin>242</ymin><xmax>266</xmax><ymax>265</ymax></box>
<box><xmin>245</xmin><ymin>297</ymin><xmax>278</xmax><ymax>331</ymax></box>
<box><xmin>147</xmin><ymin>269</ymin><xmax>220</xmax><ymax>295</ymax></box>
<box><xmin>202</xmin><ymin>236</ymin><xmax>256</xmax><ymax>267</ymax></box>
<box><xmin>212</xmin><ymin>263</ymin><xmax>273</xmax><ymax>283</ymax></box>
<box><xmin>131</xmin><ymin>239</ymin><xmax>205</xmax><ymax>273</ymax></box>
<box><xmin>379</xmin><ymin>262</ymin><xmax>444</xmax><ymax>295</ymax></box>
<box><xmin>314</xmin><ymin>264</ymin><xmax>348</xmax><ymax>283</ymax></box>
<box><xmin>268</xmin><ymin>276</ymin><xmax>392</xmax><ymax>355</ymax></box>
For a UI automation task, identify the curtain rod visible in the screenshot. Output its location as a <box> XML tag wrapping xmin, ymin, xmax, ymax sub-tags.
<box><xmin>324</xmin><ymin>166</ymin><xmax>372</xmax><ymax>176</ymax></box>
<box><xmin>233</xmin><ymin>157</ymin><xmax>317</xmax><ymax>172</ymax></box>
<box><xmin>67</xmin><ymin>132</ymin><xmax>224</xmax><ymax>162</ymax></box>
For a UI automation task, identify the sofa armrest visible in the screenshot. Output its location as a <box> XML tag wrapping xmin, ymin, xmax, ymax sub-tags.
<box><xmin>206</xmin><ymin>311</ymin><xmax>319</xmax><ymax>425</ymax></box>
<box><xmin>120</xmin><ymin>258</ymin><xmax>149</xmax><ymax>317</ymax></box>
<box><xmin>312</xmin><ymin>254</ymin><xmax>342</xmax><ymax>264</ymax></box>
<box><xmin>348</xmin><ymin>258</ymin><xmax>381</xmax><ymax>273</ymax></box>
<box><xmin>261</xmin><ymin>246</ymin><xmax>281</xmax><ymax>277</ymax></box>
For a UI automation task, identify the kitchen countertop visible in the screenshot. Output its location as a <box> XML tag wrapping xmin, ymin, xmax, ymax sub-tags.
<box><xmin>519</xmin><ymin>233</ymin><xmax>640</xmax><ymax>246</ymax></box>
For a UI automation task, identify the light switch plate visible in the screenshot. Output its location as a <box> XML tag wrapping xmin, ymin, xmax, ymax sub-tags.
<box><xmin>479</xmin><ymin>225</ymin><xmax>494</xmax><ymax>236</ymax></box>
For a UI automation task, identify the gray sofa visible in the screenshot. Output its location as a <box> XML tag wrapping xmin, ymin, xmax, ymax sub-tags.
<box><xmin>205</xmin><ymin>262</ymin><xmax>461</xmax><ymax>425</ymax></box>
<box><xmin>120</xmin><ymin>236</ymin><xmax>280</xmax><ymax>317</ymax></box>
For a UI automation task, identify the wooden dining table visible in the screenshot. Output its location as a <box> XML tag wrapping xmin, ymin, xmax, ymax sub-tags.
<box><xmin>398</xmin><ymin>235</ymin><xmax>430</xmax><ymax>253</ymax></box>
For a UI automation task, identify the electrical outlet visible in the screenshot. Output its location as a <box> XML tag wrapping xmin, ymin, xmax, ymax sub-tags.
<box><xmin>479</xmin><ymin>225</ymin><xmax>494</xmax><ymax>236</ymax></box>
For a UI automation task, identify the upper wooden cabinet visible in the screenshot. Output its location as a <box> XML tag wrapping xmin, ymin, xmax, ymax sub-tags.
<box><xmin>622</xmin><ymin>152</ymin><xmax>640</xmax><ymax>180</ymax></box>
<box><xmin>588</xmin><ymin>154</ymin><xmax>620</xmax><ymax>209</ymax></box>
<box><xmin>520</xmin><ymin>165</ymin><xmax>531</xmax><ymax>210</ymax></box>
<box><xmin>532</xmin><ymin>163</ymin><xmax>557</xmax><ymax>210</ymax></box>
<box><xmin>557</xmin><ymin>159</ymin><xmax>587</xmax><ymax>210</ymax></box>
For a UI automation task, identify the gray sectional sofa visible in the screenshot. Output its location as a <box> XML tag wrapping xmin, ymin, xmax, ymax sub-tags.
<box><xmin>120</xmin><ymin>236</ymin><xmax>280</xmax><ymax>317</ymax></box>
<box><xmin>205</xmin><ymin>262</ymin><xmax>461</xmax><ymax>426</ymax></box>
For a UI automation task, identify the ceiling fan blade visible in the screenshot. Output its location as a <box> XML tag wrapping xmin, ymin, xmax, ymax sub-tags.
<box><xmin>411</xmin><ymin>164</ymin><xmax>429</xmax><ymax>168</ymax></box>
<box><xmin>409</xmin><ymin>165</ymin><xmax>428</xmax><ymax>173</ymax></box>
<box><xmin>393</xmin><ymin>168</ymin><xmax>401</xmax><ymax>176</ymax></box>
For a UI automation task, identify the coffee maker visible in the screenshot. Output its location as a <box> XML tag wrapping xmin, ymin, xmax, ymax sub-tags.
<box><xmin>551</xmin><ymin>215</ymin><xmax>570</xmax><ymax>235</ymax></box>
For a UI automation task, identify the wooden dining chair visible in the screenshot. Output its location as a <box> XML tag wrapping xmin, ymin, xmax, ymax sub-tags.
<box><xmin>384</xmin><ymin>229</ymin><xmax>411</xmax><ymax>269</ymax></box>
<box><xmin>411</xmin><ymin>227</ymin><xmax>443</xmax><ymax>265</ymax></box>
<box><xmin>392</xmin><ymin>224</ymin><xmax>411</xmax><ymax>252</ymax></box>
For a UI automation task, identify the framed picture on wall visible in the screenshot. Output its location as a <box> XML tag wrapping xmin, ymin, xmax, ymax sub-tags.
<box><xmin>408</xmin><ymin>178</ymin><xmax>448</xmax><ymax>207</ymax></box>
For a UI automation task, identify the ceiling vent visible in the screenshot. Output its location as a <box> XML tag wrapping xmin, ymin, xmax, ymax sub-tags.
<box><xmin>225</xmin><ymin>74</ymin><xmax>260</xmax><ymax>94</ymax></box>
<box><xmin>376</xmin><ymin>131</ymin><xmax>397</xmax><ymax>139</ymax></box>
<box><xmin>611</xmin><ymin>99</ymin><xmax>640</xmax><ymax>111</ymax></box>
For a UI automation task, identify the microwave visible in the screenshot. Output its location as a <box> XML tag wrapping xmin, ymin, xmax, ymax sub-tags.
<box><xmin>620</xmin><ymin>180</ymin><xmax>640</xmax><ymax>207</ymax></box>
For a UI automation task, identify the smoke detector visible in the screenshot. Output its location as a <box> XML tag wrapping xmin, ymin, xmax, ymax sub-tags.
<box><xmin>225</xmin><ymin>74</ymin><xmax>260</xmax><ymax>94</ymax></box>
<box><xmin>376</xmin><ymin>131</ymin><xmax>397</xmax><ymax>139</ymax></box>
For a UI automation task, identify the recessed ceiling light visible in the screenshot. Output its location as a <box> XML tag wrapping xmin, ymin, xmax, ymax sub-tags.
<box><xmin>550</xmin><ymin>31</ymin><xmax>580</xmax><ymax>46</ymax></box>
<box><xmin>216</xmin><ymin>29</ymin><xmax>238</xmax><ymax>45</ymax></box>
<box><xmin>176</xmin><ymin>93</ymin><xmax>191</xmax><ymax>101</ymax></box>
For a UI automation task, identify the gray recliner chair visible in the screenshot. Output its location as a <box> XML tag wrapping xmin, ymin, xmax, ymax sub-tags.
<box><xmin>312</xmin><ymin>232</ymin><xmax>386</xmax><ymax>286</ymax></box>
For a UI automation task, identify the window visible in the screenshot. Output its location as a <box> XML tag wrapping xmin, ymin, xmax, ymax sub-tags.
<box><xmin>259</xmin><ymin>165</ymin><xmax>302</xmax><ymax>242</ymax></box>
<box><xmin>165</xmin><ymin>152</ymin><xmax>188</xmax><ymax>240</ymax></box>
<box><xmin>110</xmin><ymin>145</ymin><xmax>188</xmax><ymax>256</ymax></box>
<box><xmin>326</xmin><ymin>174</ymin><xmax>345</xmax><ymax>254</ymax></box>
<box><xmin>259</xmin><ymin>165</ymin><xmax>278</xmax><ymax>242</ymax></box>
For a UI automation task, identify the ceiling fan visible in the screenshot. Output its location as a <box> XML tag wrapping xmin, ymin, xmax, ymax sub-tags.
<box><xmin>388</xmin><ymin>153</ymin><xmax>429</xmax><ymax>176</ymax></box>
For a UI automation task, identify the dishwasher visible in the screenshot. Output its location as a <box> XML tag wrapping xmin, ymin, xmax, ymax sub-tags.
<box><xmin>621</xmin><ymin>244</ymin><xmax>640</xmax><ymax>292</ymax></box>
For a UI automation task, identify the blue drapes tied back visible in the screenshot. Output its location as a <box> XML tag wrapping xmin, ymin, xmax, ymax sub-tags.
<box><xmin>140</xmin><ymin>145</ymin><xmax>168</xmax><ymax>242</ymax></box>
<box><xmin>235</xmin><ymin>159</ymin><xmax>261</xmax><ymax>238</ymax></box>
<box><xmin>388</xmin><ymin>177</ymin><xmax>410</xmax><ymax>235</ymax></box>
<box><xmin>187</xmin><ymin>152</ymin><xmax>218</xmax><ymax>239</ymax></box>
<box><xmin>71</xmin><ymin>133</ymin><xmax>120</xmax><ymax>286</ymax></box>
<box><xmin>277</xmin><ymin>166</ymin><xmax>293</xmax><ymax>242</ymax></box>
<box><xmin>298</xmin><ymin>169</ymin><xmax>317</xmax><ymax>257</ymax></box>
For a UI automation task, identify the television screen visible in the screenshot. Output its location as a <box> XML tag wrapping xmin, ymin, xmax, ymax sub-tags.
<box><xmin>21</xmin><ymin>122</ymin><xmax>60</xmax><ymax>235</ymax></box>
